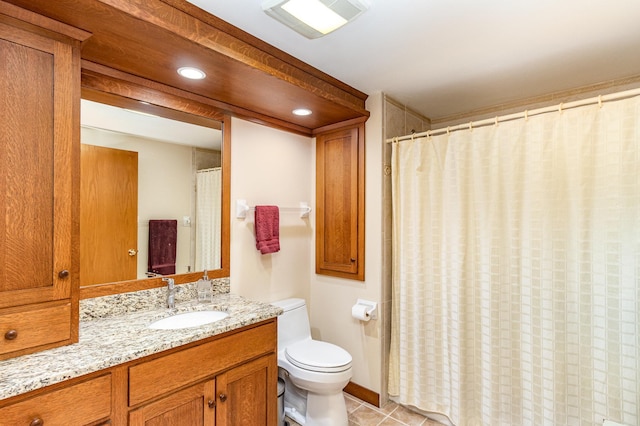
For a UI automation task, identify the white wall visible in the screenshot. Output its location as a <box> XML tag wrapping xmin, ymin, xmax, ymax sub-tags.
<box><xmin>229</xmin><ymin>95</ymin><xmax>385</xmax><ymax>394</ymax></box>
<box><xmin>229</xmin><ymin>118</ymin><xmax>313</xmax><ymax>303</ymax></box>
<box><xmin>309</xmin><ymin>92</ymin><xmax>384</xmax><ymax>393</ymax></box>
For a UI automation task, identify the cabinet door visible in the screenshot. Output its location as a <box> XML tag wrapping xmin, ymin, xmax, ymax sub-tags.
<box><xmin>215</xmin><ymin>355</ymin><xmax>278</xmax><ymax>426</ymax></box>
<box><xmin>129</xmin><ymin>380</ymin><xmax>215</xmax><ymax>426</ymax></box>
<box><xmin>0</xmin><ymin>21</ymin><xmax>77</xmax><ymax>308</ymax></box>
<box><xmin>315</xmin><ymin>124</ymin><xmax>365</xmax><ymax>280</ymax></box>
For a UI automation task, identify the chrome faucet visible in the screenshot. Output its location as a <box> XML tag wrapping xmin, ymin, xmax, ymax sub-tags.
<box><xmin>162</xmin><ymin>278</ymin><xmax>176</xmax><ymax>309</ymax></box>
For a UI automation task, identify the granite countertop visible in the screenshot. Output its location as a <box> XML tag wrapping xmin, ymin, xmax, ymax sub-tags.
<box><xmin>0</xmin><ymin>288</ymin><xmax>282</xmax><ymax>401</ymax></box>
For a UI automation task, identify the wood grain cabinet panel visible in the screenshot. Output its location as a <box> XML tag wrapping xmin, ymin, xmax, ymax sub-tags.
<box><xmin>0</xmin><ymin>374</ymin><xmax>111</xmax><ymax>426</ymax></box>
<box><xmin>0</xmin><ymin>4</ymin><xmax>86</xmax><ymax>360</ymax></box>
<box><xmin>215</xmin><ymin>355</ymin><xmax>277</xmax><ymax>426</ymax></box>
<box><xmin>129</xmin><ymin>321</ymin><xmax>278</xmax><ymax>426</ymax></box>
<box><xmin>129</xmin><ymin>321</ymin><xmax>276</xmax><ymax>407</ymax></box>
<box><xmin>129</xmin><ymin>380</ymin><xmax>215</xmax><ymax>426</ymax></box>
<box><xmin>0</xmin><ymin>303</ymin><xmax>71</xmax><ymax>356</ymax></box>
<box><xmin>316</xmin><ymin>123</ymin><xmax>365</xmax><ymax>280</ymax></box>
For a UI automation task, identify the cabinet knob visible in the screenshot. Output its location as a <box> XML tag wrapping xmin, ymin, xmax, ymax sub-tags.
<box><xmin>128</xmin><ymin>249</ymin><xmax>138</xmax><ymax>257</ymax></box>
<box><xmin>29</xmin><ymin>418</ymin><xmax>44</xmax><ymax>426</ymax></box>
<box><xmin>219</xmin><ymin>393</ymin><xmax>227</xmax><ymax>402</ymax></box>
<box><xmin>350</xmin><ymin>258</ymin><xmax>356</xmax><ymax>262</ymax></box>
<box><xmin>208</xmin><ymin>399</ymin><xmax>215</xmax><ymax>408</ymax></box>
<box><xmin>58</xmin><ymin>270</ymin><xmax>70</xmax><ymax>279</ymax></box>
<box><xmin>4</xmin><ymin>329</ymin><xmax>17</xmax><ymax>340</ymax></box>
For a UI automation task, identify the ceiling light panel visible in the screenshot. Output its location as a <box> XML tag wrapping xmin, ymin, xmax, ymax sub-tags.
<box><xmin>262</xmin><ymin>0</ymin><xmax>370</xmax><ymax>39</ymax></box>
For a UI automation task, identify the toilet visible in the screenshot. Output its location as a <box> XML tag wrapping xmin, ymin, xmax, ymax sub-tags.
<box><xmin>271</xmin><ymin>298</ymin><xmax>352</xmax><ymax>426</ymax></box>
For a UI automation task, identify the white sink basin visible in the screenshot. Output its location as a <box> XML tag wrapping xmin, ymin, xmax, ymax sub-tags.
<box><xmin>148</xmin><ymin>310</ymin><xmax>229</xmax><ymax>330</ymax></box>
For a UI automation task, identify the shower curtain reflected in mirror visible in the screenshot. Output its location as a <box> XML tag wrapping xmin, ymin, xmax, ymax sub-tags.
<box><xmin>389</xmin><ymin>95</ymin><xmax>640</xmax><ymax>426</ymax></box>
<box><xmin>196</xmin><ymin>167</ymin><xmax>222</xmax><ymax>271</ymax></box>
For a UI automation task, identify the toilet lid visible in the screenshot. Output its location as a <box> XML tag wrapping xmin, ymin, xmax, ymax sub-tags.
<box><xmin>285</xmin><ymin>340</ymin><xmax>352</xmax><ymax>373</ymax></box>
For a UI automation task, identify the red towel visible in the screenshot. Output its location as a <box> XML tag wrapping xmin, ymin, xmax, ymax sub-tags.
<box><xmin>148</xmin><ymin>220</ymin><xmax>177</xmax><ymax>274</ymax></box>
<box><xmin>255</xmin><ymin>206</ymin><xmax>280</xmax><ymax>255</ymax></box>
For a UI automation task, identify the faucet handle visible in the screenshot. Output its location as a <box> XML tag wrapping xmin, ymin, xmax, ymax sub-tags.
<box><xmin>162</xmin><ymin>277</ymin><xmax>175</xmax><ymax>288</ymax></box>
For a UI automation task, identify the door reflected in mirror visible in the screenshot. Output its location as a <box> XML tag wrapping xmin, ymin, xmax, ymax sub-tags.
<box><xmin>80</xmin><ymin>99</ymin><xmax>223</xmax><ymax>287</ymax></box>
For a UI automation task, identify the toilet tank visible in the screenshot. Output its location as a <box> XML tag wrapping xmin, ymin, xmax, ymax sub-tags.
<box><xmin>271</xmin><ymin>298</ymin><xmax>312</xmax><ymax>349</ymax></box>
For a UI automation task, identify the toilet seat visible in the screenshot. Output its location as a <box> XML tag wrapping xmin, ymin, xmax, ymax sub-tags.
<box><xmin>285</xmin><ymin>340</ymin><xmax>352</xmax><ymax>373</ymax></box>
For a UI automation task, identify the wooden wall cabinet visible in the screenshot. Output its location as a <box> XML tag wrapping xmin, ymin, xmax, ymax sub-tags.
<box><xmin>315</xmin><ymin>122</ymin><xmax>366</xmax><ymax>281</ymax></box>
<box><xmin>0</xmin><ymin>3</ymin><xmax>88</xmax><ymax>360</ymax></box>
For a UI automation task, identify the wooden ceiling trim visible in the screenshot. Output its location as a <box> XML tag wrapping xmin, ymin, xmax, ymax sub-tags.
<box><xmin>97</xmin><ymin>0</ymin><xmax>368</xmax><ymax>116</ymax></box>
<box><xmin>0</xmin><ymin>0</ymin><xmax>91</xmax><ymax>42</ymax></box>
<box><xmin>4</xmin><ymin>0</ymin><xmax>370</xmax><ymax>131</ymax></box>
<box><xmin>81</xmin><ymin>61</ymin><xmax>315</xmax><ymax>136</ymax></box>
<box><xmin>159</xmin><ymin>0</ymin><xmax>368</xmax><ymax>101</ymax></box>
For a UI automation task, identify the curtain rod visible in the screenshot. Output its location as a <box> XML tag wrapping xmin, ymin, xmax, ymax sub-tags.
<box><xmin>386</xmin><ymin>87</ymin><xmax>640</xmax><ymax>143</ymax></box>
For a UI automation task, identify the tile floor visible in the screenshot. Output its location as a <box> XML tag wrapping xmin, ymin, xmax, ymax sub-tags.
<box><xmin>285</xmin><ymin>393</ymin><xmax>446</xmax><ymax>426</ymax></box>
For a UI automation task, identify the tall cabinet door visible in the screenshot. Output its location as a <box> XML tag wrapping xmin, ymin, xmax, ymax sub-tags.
<box><xmin>0</xmin><ymin>8</ymin><xmax>85</xmax><ymax>359</ymax></box>
<box><xmin>316</xmin><ymin>123</ymin><xmax>365</xmax><ymax>280</ymax></box>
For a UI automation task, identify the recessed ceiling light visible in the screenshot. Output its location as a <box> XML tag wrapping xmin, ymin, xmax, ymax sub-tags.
<box><xmin>292</xmin><ymin>108</ymin><xmax>312</xmax><ymax>116</ymax></box>
<box><xmin>177</xmin><ymin>67</ymin><xmax>206</xmax><ymax>80</ymax></box>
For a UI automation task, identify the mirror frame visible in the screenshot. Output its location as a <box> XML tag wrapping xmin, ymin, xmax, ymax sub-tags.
<box><xmin>79</xmin><ymin>62</ymin><xmax>230</xmax><ymax>299</ymax></box>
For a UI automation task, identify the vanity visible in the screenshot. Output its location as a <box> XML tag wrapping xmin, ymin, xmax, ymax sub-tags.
<box><xmin>0</xmin><ymin>285</ymin><xmax>282</xmax><ymax>425</ymax></box>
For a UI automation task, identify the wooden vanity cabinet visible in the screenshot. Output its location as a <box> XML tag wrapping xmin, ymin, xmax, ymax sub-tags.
<box><xmin>0</xmin><ymin>3</ymin><xmax>88</xmax><ymax>360</ymax></box>
<box><xmin>128</xmin><ymin>320</ymin><xmax>278</xmax><ymax>426</ymax></box>
<box><xmin>0</xmin><ymin>320</ymin><xmax>277</xmax><ymax>426</ymax></box>
<box><xmin>129</xmin><ymin>356</ymin><xmax>274</xmax><ymax>426</ymax></box>
<box><xmin>315</xmin><ymin>122</ymin><xmax>366</xmax><ymax>280</ymax></box>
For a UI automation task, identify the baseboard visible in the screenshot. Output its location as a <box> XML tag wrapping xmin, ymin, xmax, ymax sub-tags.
<box><xmin>344</xmin><ymin>381</ymin><xmax>380</xmax><ymax>407</ymax></box>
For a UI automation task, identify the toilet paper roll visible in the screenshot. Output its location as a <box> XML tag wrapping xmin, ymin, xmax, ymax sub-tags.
<box><xmin>352</xmin><ymin>304</ymin><xmax>370</xmax><ymax>321</ymax></box>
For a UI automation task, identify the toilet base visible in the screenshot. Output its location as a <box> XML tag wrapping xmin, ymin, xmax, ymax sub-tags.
<box><xmin>305</xmin><ymin>392</ymin><xmax>348</xmax><ymax>426</ymax></box>
<box><xmin>280</xmin><ymin>367</ymin><xmax>349</xmax><ymax>426</ymax></box>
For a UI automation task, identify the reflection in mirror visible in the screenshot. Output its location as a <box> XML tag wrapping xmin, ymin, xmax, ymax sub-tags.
<box><xmin>80</xmin><ymin>99</ymin><xmax>223</xmax><ymax>287</ymax></box>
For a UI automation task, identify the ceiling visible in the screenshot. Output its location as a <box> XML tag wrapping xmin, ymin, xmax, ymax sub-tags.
<box><xmin>81</xmin><ymin>100</ymin><xmax>222</xmax><ymax>150</ymax></box>
<box><xmin>185</xmin><ymin>0</ymin><xmax>640</xmax><ymax>122</ymax></box>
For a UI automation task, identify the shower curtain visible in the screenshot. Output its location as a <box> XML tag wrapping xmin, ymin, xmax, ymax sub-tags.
<box><xmin>196</xmin><ymin>167</ymin><xmax>222</xmax><ymax>271</ymax></box>
<box><xmin>389</xmin><ymin>96</ymin><xmax>640</xmax><ymax>426</ymax></box>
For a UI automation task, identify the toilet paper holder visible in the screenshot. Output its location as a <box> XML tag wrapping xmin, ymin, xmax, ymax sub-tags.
<box><xmin>354</xmin><ymin>299</ymin><xmax>378</xmax><ymax>320</ymax></box>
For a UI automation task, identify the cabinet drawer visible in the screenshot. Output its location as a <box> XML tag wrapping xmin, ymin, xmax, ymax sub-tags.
<box><xmin>129</xmin><ymin>320</ymin><xmax>276</xmax><ymax>406</ymax></box>
<box><xmin>0</xmin><ymin>374</ymin><xmax>111</xmax><ymax>426</ymax></box>
<box><xmin>0</xmin><ymin>303</ymin><xmax>71</xmax><ymax>356</ymax></box>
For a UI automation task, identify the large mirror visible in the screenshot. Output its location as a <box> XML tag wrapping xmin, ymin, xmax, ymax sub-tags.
<box><xmin>80</xmin><ymin>99</ymin><xmax>222</xmax><ymax>286</ymax></box>
<box><xmin>78</xmin><ymin>73</ymin><xmax>230</xmax><ymax>298</ymax></box>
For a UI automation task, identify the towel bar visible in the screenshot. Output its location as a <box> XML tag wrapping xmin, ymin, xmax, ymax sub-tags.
<box><xmin>235</xmin><ymin>199</ymin><xmax>311</xmax><ymax>219</ymax></box>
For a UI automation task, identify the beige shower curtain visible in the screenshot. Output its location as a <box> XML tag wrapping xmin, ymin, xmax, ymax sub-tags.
<box><xmin>196</xmin><ymin>167</ymin><xmax>222</xmax><ymax>271</ymax></box>
<box><xmin>389</xmin><ymin>96</ymin><xmax>640</xmax><ymax>426</ymax></box>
